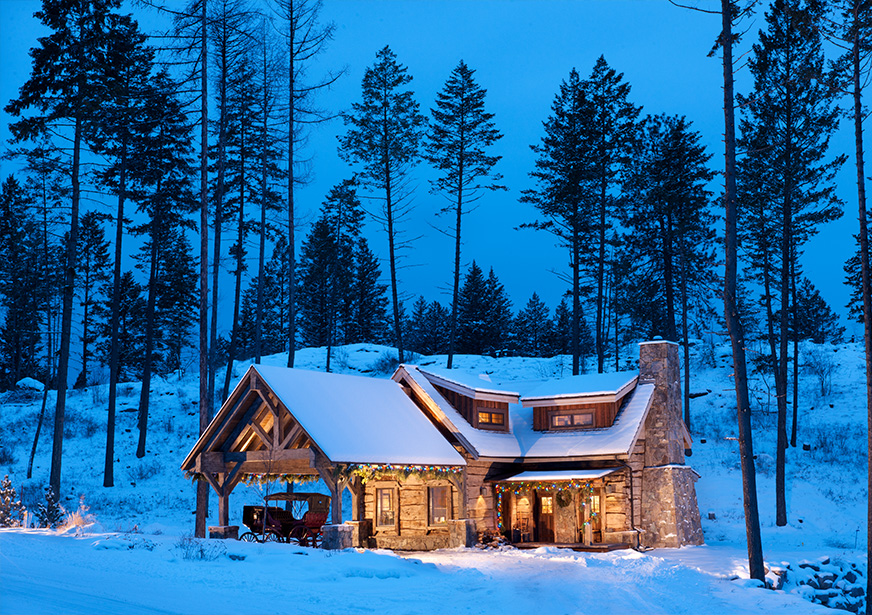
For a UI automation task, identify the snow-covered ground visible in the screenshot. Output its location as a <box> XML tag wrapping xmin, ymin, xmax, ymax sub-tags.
<box><xmin>0</xmin><ymin>341</ymin><xmax>866</xmax><ymax>614</ymax></box>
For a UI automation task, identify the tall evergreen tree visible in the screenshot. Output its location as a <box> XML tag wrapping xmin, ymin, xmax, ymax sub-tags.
<box><xmin>75</xmin><ymin>212</ymin><xmax>110</xmax><ymax>389</ymax></box>
<box><xmin>456</xmin><ymin>261</ymin><xmax>489</xmax><ymax>355</ymax></box>
<box><xmin>738</xmin><ymin>0</ymin><xmax>843</xmax><ymax>526</ymax></box>
<box><xmin>273</xmin><ymin>0</ymin><xmax>341</xmax><ymax>368</ymax></box>
<box><xmin>349</xmin><ymin>237</ymin><xmax>390</xmax><ymax>345</ymax></box>
<box><xmin>156</xmin><ymin>229</ymin><xmax>198</xmax><ymax>377</ymax></box>
<box><xmin>97</xmin><ymin>270</ymin><xmax>146</xmax><ymax>381</ymax></box>
<box><xmin>792</xmin><ymin>278</ymin><xmax>844</xmax><ymax>344</ymax></box>
<box><xmin>522</xmin><ymin>68</ymin><xmax>594</xmax><ymax>375</ymax></box>
<box><xmin>132</xmin><ymin>70</ymin><xmax>196</xmax><ymax>458</ymax></box>
<box><xmin>514</xmin><ymin>293</ymin><xmax>552</xmax><ymax>358</ymax></box>
<box><xmin>0</xmin><ymin>176</ymin><xmax>44</xmax><ymax>390</ymax></box>
<box><xmin>6</xmin><ymin>0</ymin><xmax>122</xmax><ymax>498</ymax></box>
<box><xmin>425</xmin><ymin>60</ymin><xmax>504</xmax><ymax>369</ymax></box>
<box><xmin>584</xmin><ymin>57</ymin><xmax>641</xmax><ymax>373</ymax></box>
<box><xmin>620</xmin><ymin>114</ymin><xmax>717</xmax><ymax>428</ymax></box>
<box><xmin>338</xmin><ymin>46</ymin><xmax>427</xmax><ymax>363</ymax></box>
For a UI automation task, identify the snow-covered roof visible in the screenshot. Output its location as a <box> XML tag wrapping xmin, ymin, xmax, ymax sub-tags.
<box><xmin>396</xmin><ymin>365</ymin><xmax>655</xmax><ymax>460</ymax></box>
<box><xmin>416</xmin><ymin>366</ymin><xmax>520</xmax><ymax>401</ymax></box>
<box><xmin>252</xmin><ymin>365</ymin><xmax>465</xmax><ymax>466</ymax></box>
<box><xmin>499</xmin><ymin>468</ymin><xmax>621</xmax><ymax>482</ymax></box>
<box><xmin>522</xmin><ymin>371</ymin><xmax>637</xmax><ymax>403</ymax></box>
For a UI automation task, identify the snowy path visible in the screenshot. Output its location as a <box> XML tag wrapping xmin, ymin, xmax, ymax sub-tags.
<box><xmin>0</xmin><ymin>531</ymin><xmax>824</xmax><ymax>615</ymax></box>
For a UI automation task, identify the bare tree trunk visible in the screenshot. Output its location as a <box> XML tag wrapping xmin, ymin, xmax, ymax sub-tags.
<box><xmin>196</xmin><ymin>0</ymin><xmax>210</xmax><ymax>540</ymax></box>
<box><xmin>447</xmin><ymin>184</ymin><xmax>462</xmax><ymax>369</ymax></box>
<box><xmin>137</xmin><ymin>208</ymin><xmax>161</xmax><ymax>459</ymax></box>
<box><xmin>848</xmin><ymin>7</ymin><xmax>872</xmax><ymax>601</ymax></box>
<box><xmin>572</xmin><ymin>211</ymin><xmax>581</xmax><ymax>376</ymax></box>
<box><xmin>720</xmin><ymin>0</ymin><xmax>765</xmax><ymax>581</ymax></box>
<box><xmin>28</xmin><ymin>385</ymin><xmax>49</xmax><ymax>479</ymax></box>
<box><xmin>596</xmin><ymin>167</ymin><xmax>606</xmax><ymax>373</ymax></box>
<box><xmin>776</xmin><ymin>72</ymin><xmax>794</xmax><ymax>528</ymax></box>
<box><xmin>790</xmin><ymin>251</ymin><xmax>798</xmax><ymax>447</ymax></box>
<box><xmin>256</xmin><ymin>38</ymin><xmax>268</xmax><ymax>364</ymax></box>
<box><xmin>287</xmin><ymin>36</ymin><xmax>296</xmax><ymax>369</ymax></box>
<box><xmin>222</xmin><ymin>142</ymin><xmax>246</xmax><ymax>402</ymax></box>
<box><xmin>680</xmin><ymin>245</ymin><xmax>691</xmax><ymax>431</ymax></box>
<box><xmin>49</xmin><ymin>111</ymin><xmax>83</xmax><ymax>500</ymax></box>
<box><xmin>104</xmin><ymin>143</ymin><xmax>127</xmax><ymax>486</ymax></box>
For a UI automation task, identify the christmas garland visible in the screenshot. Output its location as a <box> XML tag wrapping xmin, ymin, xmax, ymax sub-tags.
<box><xmin>340</xmin><ymin>463</ymin><xmax>464</xmax><ymax>484</ymax></box>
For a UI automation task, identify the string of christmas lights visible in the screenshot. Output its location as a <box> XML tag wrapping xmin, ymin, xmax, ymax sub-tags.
<box><xmin>342</xmin><ymin>464</ymin><xmax>464</xmax><ymax>484</ymax></box>
<box><xmin>494</xmin><ymin>480</ymin><xmax>596</xmax><ymax>530</ymax></box>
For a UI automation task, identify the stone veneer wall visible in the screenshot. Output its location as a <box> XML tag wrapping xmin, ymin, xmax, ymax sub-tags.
<box><xmin>640</xmin><ymin>466</ymin><xmax>703</xmax><ymax>547</ymax></box>
<box><xmin>637</xmin><ymin>341</ymin><xmax>704</xmax><ymax>548</ymax></box>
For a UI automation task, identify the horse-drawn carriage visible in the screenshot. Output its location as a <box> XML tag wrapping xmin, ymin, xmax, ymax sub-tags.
<box><xmin>239</xmin><ymin>492</ymin><xmax>330</xmax><ymax>547</ymax></box>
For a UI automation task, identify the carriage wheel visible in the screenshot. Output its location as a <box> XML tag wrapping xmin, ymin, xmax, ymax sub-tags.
<box><xmin>286</xmin><ymin>526</ymin><xmax>306</xmax><ymax>546</ymax></box>
<box><xmin>307</xmin><ymin>530</ymin><xmax>322</xmax><ymax>549</ymax></box>
<box><xmin>239</xmin><ymin>532</ymin><xmax>259</xmax><ymax>543</ymax></box>
<box><xmin>263</xmin><ymin>529</ymin><xmax>283</xmax><ymax>543</ymax></box>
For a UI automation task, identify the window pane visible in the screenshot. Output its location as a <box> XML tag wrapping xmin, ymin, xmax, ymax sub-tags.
<box><xmin>541</xmin><ymin>496</ymin><xmax>553</xmax><ymax>514</ymax></box>
<box><xmin>429</xmin><ymin>486</ymin><xmax>449</xmax><ymax>525</ymax></box>
<box><xmin>377</xmin><ymin>489</ymin><xmax>394</xmax><ymax>526</ymax></box>
<box><xmin>573</xmin><ymin>413</ymin><xmax>593</xmax><ymax>426</ymax></box>
<box><xmin>478</xmin><ymin>411</ymin><xmax>491</xmax><ymax>424</ymax></box>
<box><xmin>491</xmin><ymin>412</ymin><xmax>504</xmax><ymax>425</ymax></box>
<box><xmin>551</xmin><ymin>414</ymin><xmax>572</xmax><ymax>427</ymax></box>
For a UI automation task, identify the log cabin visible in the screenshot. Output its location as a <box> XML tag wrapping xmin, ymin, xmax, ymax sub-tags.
<box><xmin>182</xmin><ymin>339</ymin><xmax>703</xmax><ymax>551</ymax></box>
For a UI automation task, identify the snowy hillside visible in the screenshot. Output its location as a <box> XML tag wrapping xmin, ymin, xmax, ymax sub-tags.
<box><xmin>0</xmin><ymin>340</ymin><xmax>867</xmax><ymax>614</ymax></box>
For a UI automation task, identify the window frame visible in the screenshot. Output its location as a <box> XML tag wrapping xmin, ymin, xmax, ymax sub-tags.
<box><xmin>427</xmin><ymin>483</ymin><xmax>452</xmax><ymax>528</ymax></box>
<box><xmin>548</xmin><ymin>410</ymin><xmax>595</xmax><ymax>430</ymax></box>
<box><xmin>374</xmin><ymin>483</ymin><xmax>399</xmax><ymax>531</ymax></box>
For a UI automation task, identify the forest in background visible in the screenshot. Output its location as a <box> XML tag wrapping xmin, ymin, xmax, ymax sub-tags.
<box><xmin>1</xmin><ymin>0</ymin><xmax>872</xmax><ymax>586</ymax></box>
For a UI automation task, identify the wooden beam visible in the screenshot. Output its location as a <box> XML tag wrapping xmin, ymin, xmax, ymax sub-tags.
<box><xmin>201</xmin><ymin>471</ymin><xmax>222</xmax><ymax>497</ymax></box>
<box><xmin>279</xmin><ymin>423</ymin><xmax>303</xmax><ymax>450</ymax></box>
<box><xmin>220</xmin><ymin>396</ymin><xmax>264</xmax><ymax>453</ymax></box>
<box><xmin>248</xmin><ymin>420</ymin><xmax>272</xmax><ymax>450</ymax></box>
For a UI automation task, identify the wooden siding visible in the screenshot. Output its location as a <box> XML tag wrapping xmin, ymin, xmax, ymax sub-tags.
<box><xmin>433</xmin><ymin>384</ymin><xmax>509</xmax><ymax>432</ymax></box>
<box><xmin>531</xmin><ymin>388</ymin><xmax>634</xmax><ymax>432</ymax></box>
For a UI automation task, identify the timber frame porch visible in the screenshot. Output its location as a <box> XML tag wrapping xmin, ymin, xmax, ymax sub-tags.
<box><xmin>181</xmin><ymin>367</ymin><xmax>367</xmax><ymax>529</ymax></box>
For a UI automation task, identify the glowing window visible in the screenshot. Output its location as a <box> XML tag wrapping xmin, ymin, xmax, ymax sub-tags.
<box><xmin>540</xmin><ymin>496</ymin><xmax>554</xmax><ymax>514</ymax></box>
<box><xmin>551</xmin><ymin>414</ymin><xmax>572</xmax><ymax>428</ymax></box>
<box><xmin>573</xmin><ymin>413</ymin><xmax>594</xmax><ymax>426</ymax></box>
<box><xmin>376</xmin><ymin>488</ymin><xmax>395</xmax><ymax>527</ymax></box>
<box><xmin>428</xmin><ymin>486</ymin><xmax>450</xmax><ymax>526</ymax></box>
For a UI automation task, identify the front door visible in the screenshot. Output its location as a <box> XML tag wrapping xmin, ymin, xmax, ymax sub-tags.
<box><xmin>536</xmin><ymin>491</ymin><xmax>555</xmax><ymax>542</ymax></box>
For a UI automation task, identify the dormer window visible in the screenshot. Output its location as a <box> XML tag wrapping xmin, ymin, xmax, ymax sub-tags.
<box><xmin>550</xmin><ymin>411</ymin><xmax>594</xmax><ymax>429</ymax></box>
<box><xmin>478</xmin><ymin>410</ymin><xmax>506</xmax><ymax>428</ymax></box>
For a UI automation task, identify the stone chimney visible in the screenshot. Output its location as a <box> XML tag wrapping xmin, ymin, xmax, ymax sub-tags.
<box><xmin>638</xmin><ymin>340</ymin><xmax>685</xmax><ymax>467</ymax></box>
<box><xmin>637</xmin><ymin>339</ymin><xmax>703</xmax><ymax>548</ymax></box>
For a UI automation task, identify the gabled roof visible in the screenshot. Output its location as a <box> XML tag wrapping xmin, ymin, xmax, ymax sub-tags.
<box><xmin>416</xmin><ymin>366</ymin><xmax>520</xmax><ymax>403</ymax></box>
<box><xmin>183</xmin><ymin>365</ymin><xmax>465</xmax><ymax>470</ymax></box>
<box><xmin>395</xmin><ymin>365</ymin><xmax>656</xmax><ymax>461</ymax></box>
<box><xmin>521</xmin><ymin>371</ymin><xmax>638</xmax><ymax>406</ymax></box>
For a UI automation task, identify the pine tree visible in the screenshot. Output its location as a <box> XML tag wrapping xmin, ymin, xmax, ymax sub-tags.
<box><xmin>514</xmin><ymin>293</ymin><xmax>552</xmax><ymax>357</ymax></box>
<box><xmin>484</xmin><ymin>268</ymin><xmax>513</xmax><ymax>355</ymax></box>
<box><xmin>522</xmin><ymin>68</ymin><xmax>594</xmax><ymax>375</ymax></box>
<box><xmin>273</xmin><ymin>0</ymin><xmax>340</xmax><ymax>369</ymax></box>
<box><xmin>584</xmin><ymin>58</ymin><xmax>641</xmax><ymax>373</ymax></box>
<box><xmin>0</xmin><ymin>476</ymin><xmax>24</xmax><ymax>527</ymax></box>
<box><xmin>296</xmin><ymin>180</ymin><xmax>364</xmax><ymax>367</ymax></box>
<box><xmin>425</xmin><ymin>60</ymin><xmax>504</xmax><ymax>368</ymax></box>
<box><xmin>338</xmin><ymin>46</ymin><xmax>427</xmax><ymax>362</ymax></box>
<box><xmin>97</xmin><ymin>271</ymin><xmax>146</xmax><ymax>381</ymax></box>
<box><xmin>792</xmin><ymin>278</ymin><xmax>844</xmax><ymax>344</ymax></box>
<box><xmin>0</xmin><ymin>176</ymin><xmax>44</xmax><ymax>390</ymax></box>
<box><xmin>457</xmin><ymin>261</ymin><xmax>489</xmax><ymax>355</ymax></box>
<box><xmin>35</xmin><ymin>485</ymin><xmax>64</xmax><ymax>529</ymax></box>
<box><xmin>6</xmin><ymin>0</ymin><xmax>123</xmax><ymax>500</ymax></box>
<box><xmin>739</xmin><ymin>0</ymin><xmax>844</xmax><ymax>526</ymax></box>
<box><xmin>349</xmin><ymin>237</ymin><xmax>390</xmax><ymax>345</ymax></box>
<box><xmin>132</xmin><ymin>70</ymin><xmax>196</xmax><ymax>458</ymax></box>
<box><xmin>620</xmin><ymin>114</ymin><xmax>717</xmax><ymax>428</ymax></box>
<box><xmin>156</xmin><ymin>229</ymin><xmax>198</xmax><ymax>377</ymax></box>
<box><xmin>75</xmin><ymin>211</ymin><xmax>110</xmax><ymax>389</ymax></box>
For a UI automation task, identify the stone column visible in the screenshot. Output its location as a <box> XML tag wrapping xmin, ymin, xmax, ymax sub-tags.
<box><xmin>638</xmin><ymin>340</ymin><xmax>684</xmax><ymax>467</ymax></box>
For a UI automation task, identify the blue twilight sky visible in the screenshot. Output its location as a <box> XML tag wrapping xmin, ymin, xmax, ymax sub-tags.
<box><xmin>0</xmin><ymin>0</ymin><xmax>861</xmax><ymax>338</ymax></box>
